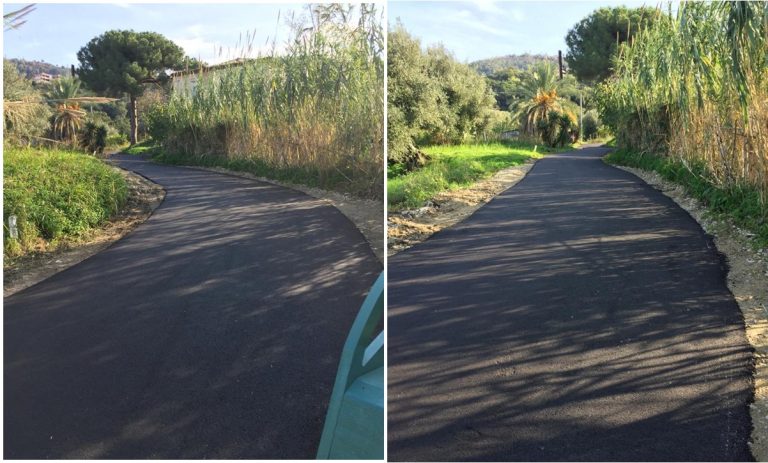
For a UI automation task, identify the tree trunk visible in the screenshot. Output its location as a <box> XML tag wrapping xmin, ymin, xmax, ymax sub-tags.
<box><xmin>129</xmin><ymin>95</ymin><xmax>138</xmax><ymax>146</ymax></box>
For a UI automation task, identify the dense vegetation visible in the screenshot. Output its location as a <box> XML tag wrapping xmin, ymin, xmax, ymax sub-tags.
<box><xmin>565</xmin><ymin>6</ymin><xmax>664</xmax><ymax>83</ymax></box>
<box><xmin>3</xmin><ymin>59</ymin><xmax>52</xmax><ymax>146</ymax></box>
<box><xmin>470</xmin><ymin>54</ymin><xmax>558</xmax><ymax>76</ymax></box>
<box><xmin>387</xmin><ymin>24</ymin><xmax>496</xmax><ymax>166</ymax></box>
<box><xmin>146</xmin><ymin>4</ymin><xmax>384</xmax><ymax>199</ymax></box>
<box><xmin>3</xmin><ymin>147</ymin><xmax>128</xmax><ymax>258</ymax></box>
<box><xmin>598</xmin><ymin>1</ymin><xmax>767</xmax><ymax>239</ymax></box>
<box><xmin>3</xmin><ymin>59</ymin><xmax>130</xmax><ymax>151</ymax></box>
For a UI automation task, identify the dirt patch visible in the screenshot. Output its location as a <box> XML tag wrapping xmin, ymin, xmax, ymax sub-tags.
<box><xmin>180</xmin><ymin>166</ymin><xmax>384</xmax><ymax>263</ymax></box>
<box><xmin>4</xmin><ymin>166</ymin><xmax>165</xmax><ymax>297</ymax></box>
<box><xmin>388</xmin><ymin>160</ymin><xmax>537</xmax><ymax>255</ymax></box>
<box><xmin>612</xmin><ymin>164</ymin><xmax>768</xmax><ymax>460</ymax></box>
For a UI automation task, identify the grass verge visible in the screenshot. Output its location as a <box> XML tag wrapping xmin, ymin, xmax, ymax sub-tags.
<box><xmin>388</xmin><ymin>141</ymin><xmax>567</xmax><ymax>210</ymax></box>
<box><xmin>123</xmin><ymin>140</ymin><xmax>160</xmax><ymax>156</ymax></box>
<box><xmin>605</xmin><ymin>148</ymin><xmax>768</xmax><ymax>246</ymax></box>
<box><xmin>3</xmin><ymin>146</ymin><xmax>128</xmax><ymax>259</ymax></box>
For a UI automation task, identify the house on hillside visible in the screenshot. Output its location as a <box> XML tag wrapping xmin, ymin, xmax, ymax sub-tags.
<box><xmin>32</xmin><ymin>72</ymin><xmax>58</xmax><ymax>85</ymax></box>
<box><xmin>170</xmin><ymin>58</ymin><xmax>249</xmax><ymax>97</ymax></box>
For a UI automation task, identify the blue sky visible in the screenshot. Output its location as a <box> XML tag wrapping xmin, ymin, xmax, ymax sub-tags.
<box><xmin>3</xmin><ymin>1</ymin><xmax>662</xmax><ymax>67</ymax></box>
<box><xmin>390</xmin><ymin>0</ymin><xmax>658</xmax><ymax>62</ymax></box>
<box><xmin>3</xmin><ymin>3</ymin><xmax>313</xmax><ymax>66</ymax></box>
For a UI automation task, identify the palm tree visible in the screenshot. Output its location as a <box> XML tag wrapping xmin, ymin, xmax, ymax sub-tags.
<box><xmin>510</xmin><ymin>62</ymin><xmax>579</xmax><ymax>136</ymax></box>
<box><xmin>516</xmin><ymin>89</ymin><xmax>562</xmax><ymax>135</ymax></box>
<box><xmin>4</xmin><ymin>4</ymin><xmax>35</xmax><ymax>31</ymax></box>
<box><xmin>46</xmin><ymin>77</ymin><xmax>86</xmax><ymax>142</ymax></box>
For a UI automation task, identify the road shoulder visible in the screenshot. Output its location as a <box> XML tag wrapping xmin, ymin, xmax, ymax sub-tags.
<box><xmin>611</xmin><ymin>162</ymin><xmax>768</xmax><ymax>460</ymax></box>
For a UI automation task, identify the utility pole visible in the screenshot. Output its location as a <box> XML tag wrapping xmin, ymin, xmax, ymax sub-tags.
<box><xmin>579</xmin><ymin>89</ymin><xmax>584</xmax><ymax>141</ymax></box>
<box><xmin>558</xmin><ymin>50</ymin><xmax>563</xmax><ymax>80</ymax></box>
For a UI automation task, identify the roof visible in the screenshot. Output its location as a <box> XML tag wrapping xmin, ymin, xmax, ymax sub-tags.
<box><xmin>170</xmin><ymin>58</ymin><xmax>251</xmax><ymax>78</ymax></box>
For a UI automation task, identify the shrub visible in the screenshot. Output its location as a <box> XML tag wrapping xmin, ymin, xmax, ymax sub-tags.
<box><xmin>387</xmin><ymin>23</ymin><xmax>496</xmax><ymax>164</ymax></box>
<box><xmin>538</xmin><ymin>109</ymin><xmax>577</xmax><ymax>147</ymax></box>
<box><xmin>80</xmin><ymin>122</ymin><xmax>108</xmax><ymax>154</ymax></box>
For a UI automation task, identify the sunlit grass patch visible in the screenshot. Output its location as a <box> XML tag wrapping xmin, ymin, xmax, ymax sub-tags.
<box><xmin>387</xmin><ymin>141</ymin><xmax>564</xmax><ymax>210</ymax></box>
<box><xmin>3</xmin><ymin>147</ymin><xmax>128</xmax><ymax>259</ymax></box>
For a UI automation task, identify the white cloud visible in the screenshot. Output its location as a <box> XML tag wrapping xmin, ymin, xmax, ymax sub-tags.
<box><xmin>173</xmin><ymin>36</ymin><xmax>219</xmax><ymax>62</ymax></box>
<box><xmin>506</xmin><ymin>9</ymin><xmax>525</xmax><ymax>22</ymax></box>
<box><xmin>472</xmin><ymin>1</ymin><xmax>525</xmax><ymax>22</ymax></box>
<box><xmin>184</xmin><ymin>24</ymin><xmax>206</xmax><ymax>36</ymax></box>
<box><xmin>443</xmin><ymin>14</ymin><xmax>511</xmax><ymax>38</ymax></box>
<box><xmin>473</xmin><ymin>0</ymin><xmax>504</xmax><ymax>15</ymax></box>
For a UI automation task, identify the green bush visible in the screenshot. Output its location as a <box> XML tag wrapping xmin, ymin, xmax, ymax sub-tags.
<box><xmin>3</xmin><ymin>147</ymin><xmax>128</xmax><ymax>258</ymax></box>
<box><xmin>106</xmin><ymin>132</ymin><xmax>128</xmax><ymax>147</ymax></box>
<box><xmin>80</xmin><ymin>122</ymin><xmax>108</xmax><ymax>154</ymax></box>
<box><xmin>538</xmin><ymin>110</ymin><xmax>577</xmax><ymax>147</ymax></box>
<box><xmin>387</xmin><ymin>24</ymin><xmax>496</xmax><ymax>164</ymax></box>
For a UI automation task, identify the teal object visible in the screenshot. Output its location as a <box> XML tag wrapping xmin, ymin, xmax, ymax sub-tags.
<box><xmin>317</xmin><ymin>272</ymin><xmax>384</xmax><ymax>460</ymax></box>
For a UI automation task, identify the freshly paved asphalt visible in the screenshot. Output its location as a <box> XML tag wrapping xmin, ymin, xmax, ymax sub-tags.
<box><xmin>4</xmin><ymin>155</ymin><xmax>381</xmax><ymax>459</ymax></box>
<box><xmin>388</xmin><ymin>146</ymin><xmax>754</xmax><ymax>461</ymax></box>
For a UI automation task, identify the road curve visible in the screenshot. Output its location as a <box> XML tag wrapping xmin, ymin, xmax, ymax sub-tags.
<box><xmin>4</xmin><ymin>155</ymin><xmax>382</xmax><ymax>459</ymax></box>
<box><xmin>387</xmin><ymin>146</ymin><xmax>754</xmax><ymax>461</ymax></box>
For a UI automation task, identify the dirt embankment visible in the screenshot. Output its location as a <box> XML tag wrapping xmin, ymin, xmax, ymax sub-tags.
<box><xmin>388</xmin><ymin>160</ymin><xmax>537</xmax><ymax>255</ymax></box>
<box><xmin>4</xmin><ymin>167</ymin><xmax>165</xmax><ymax>297</ymax></box>
<box><xmin>613</xmin><ymin>164</ymin><xmax>768</xmax><ymax>461</ymax></box>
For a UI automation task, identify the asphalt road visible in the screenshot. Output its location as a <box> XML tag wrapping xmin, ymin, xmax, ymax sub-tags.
<box><xmin>4</xmin><ymin>155</ymin><xmax>381</xmax><ymax>459</ymax></box>
<box><xmin>388</xmin><ymin>146</ymin><xmax>754</xmax><ymax>461</ymax></box>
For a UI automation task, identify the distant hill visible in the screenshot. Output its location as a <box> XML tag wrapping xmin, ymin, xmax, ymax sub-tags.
<box><xmin>471</xmin><ymin>54</ymin><xmax>559</xmax><ymax>76</ymax></box>
<box><xmin>7</xmin><ymin>58</ymin><xmax>71</xmax><ymax>79</ymax></box>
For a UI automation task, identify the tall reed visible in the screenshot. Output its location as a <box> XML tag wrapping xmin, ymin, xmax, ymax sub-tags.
<box><xmin>151</xmin><ymin>4</ymin><xmax>384</xmax><ymax>199</ymax></box>
<box><xmin>598</xmin><ymin>1</ymin><xmax>768</xmax><ymax>206</ymax></box>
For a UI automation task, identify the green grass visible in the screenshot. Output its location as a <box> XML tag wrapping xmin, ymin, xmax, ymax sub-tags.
<box><xmin>388</xmin><ymin>141</ymin><xmax>569</xmax><ymax>210</ymax></box>
<box><xmin>123</xmin><ymin>140</ymin><xmax>160</xmax><ymax>156</ymax></box>
<box><xmin>3</xmin><ymin>146</ymin><xmax>128</xmax><ymax>259</ymax></box>
<box><xmin>605</xmin><ymin>148</ymin><xmax>768</xmax><ymax>246</ymax></box>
